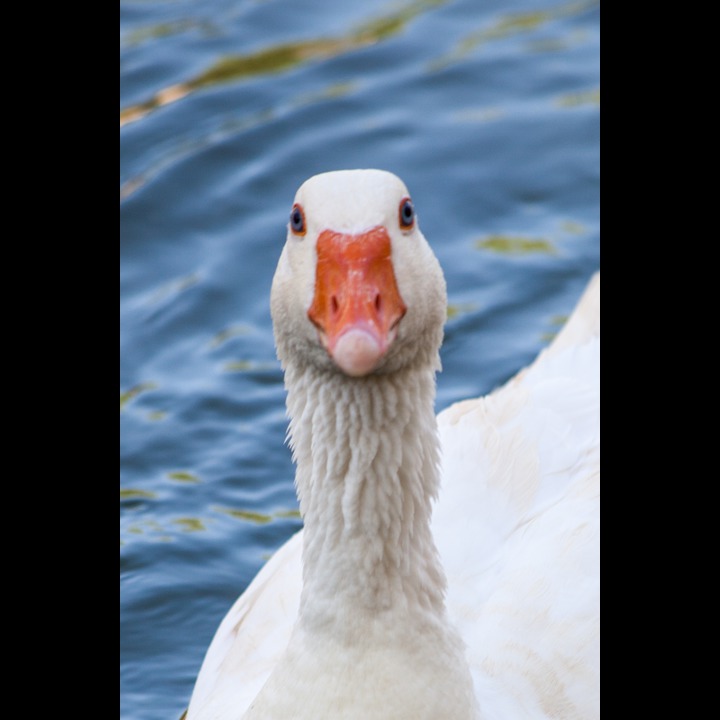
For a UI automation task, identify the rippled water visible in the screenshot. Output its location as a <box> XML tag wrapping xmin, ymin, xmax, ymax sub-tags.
<box><xmin>119</xmin><ymin>1</ymin><xmax>599</xmax><ymax>717</ymax></box>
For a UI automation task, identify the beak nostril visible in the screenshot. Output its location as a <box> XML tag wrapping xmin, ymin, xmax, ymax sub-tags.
<box><xmin>374</xmin><ymin>294</ymin><xmax>382</xmax><ymax>313</ymax></box>
<box><xmin>330</xmin><ymin>296</ymin><xmax>339</xmax><ymax>316</ymax></box>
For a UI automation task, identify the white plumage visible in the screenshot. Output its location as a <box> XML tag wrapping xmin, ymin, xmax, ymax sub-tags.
<box><xmin>186</xmin><ymin>169</ymin><xmax>599</xmax><ymax>720</ymax></box>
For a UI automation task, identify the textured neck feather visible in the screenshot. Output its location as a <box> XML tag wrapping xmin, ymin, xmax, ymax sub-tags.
<box><xmin>284</xmin><ymin>361</ymin><xmax>447</xmax><ymax>632</ymax></box>
<box><xmin>244</xmin><ymin>351</ymin><xmax>479</xmax><ymax>719</ymax></box>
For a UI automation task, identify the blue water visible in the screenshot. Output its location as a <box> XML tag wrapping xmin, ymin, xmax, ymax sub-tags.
<box><xmin>119</xmin><ymin>1</ymin><xmax>599</xmax><ymax>717</ymax></box>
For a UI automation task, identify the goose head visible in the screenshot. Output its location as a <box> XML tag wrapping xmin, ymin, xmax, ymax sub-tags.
<box><xmin>271</xmin><ymin>169</ymin><xmax>447</xmax><ymax>377</ymax></box>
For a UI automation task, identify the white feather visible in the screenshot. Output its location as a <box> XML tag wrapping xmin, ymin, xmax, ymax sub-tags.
<box><xmin>185</xmin><ymin>171</ymin><xmax>599</xmax><ymax>720</ymax></box>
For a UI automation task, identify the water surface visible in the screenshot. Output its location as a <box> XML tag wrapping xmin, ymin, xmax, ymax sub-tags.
<box><xmin>119</xmin><ymin>1</ymin><xmax>599</xmax><ymax>717</ymax></box>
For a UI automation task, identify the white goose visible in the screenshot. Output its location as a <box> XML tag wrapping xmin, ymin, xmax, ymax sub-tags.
<box><xmin>186</xmin><ymin>169</ymin><xmax>600</xmax><ymax>720</ymax></box>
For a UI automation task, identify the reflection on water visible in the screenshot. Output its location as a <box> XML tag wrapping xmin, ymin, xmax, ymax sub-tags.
<box><xmin>122</xmin><ymin>506</ymin><xmax>302</xmax><ymax>542</ymax></box>
<box><xmin>120</xmin><ymin>488</ymin><xmax>157</xmax><ymax>501</ymax></box>
<box><xmin>120</xmin><ymin>0</ymin><xmax>599</xmax><ymax>130</ymax></box>
<box><xmin>119</xmin><ymin>79</ymin><xmax>360</xmax><ymax>201</ymax></box>
<box><xmin>215</xmin><ymin>506</ymin><xmax>302</xmax><ymax>524</ymax></box>
<box><xmin>430</xmin><ymin>0</ymin><xmax>598</xmax><ymax>69</ymax></box>
<box><xmin>167</xmin><ymin>471</ymin><xmax>201</xmax><ymax>483</ymax></box>
<box><xmin>144</xmin><ymin>273</ymin><xmax>201</xmax><ymax>306</ymax></box>
<box><xmin>121</xmin><ymin>18</ymin><xmax>214</xmax><ymax>49</ymax></box>
<box><xmin>120</xmin><ymin>382</ymin><xmax>157</xmax><ymax>411</ymax></box>
<box><xmin>120</xmin><ymin>0</ymin><xmax>448</xmax><ymax>128</ymax></box>
<box><xmin>475</xmin><ymin>234</ymin><xmax>556</xmax><ymax>255</ymax></box>
<box><xmin>556</xmin><ymin>87</ymin><xmax>600</xmax><ymax>107</ymax></box>
<box><xmin>447</xmin><ymin>302</ymin><xmax>478</xmax><ymax>320</ymax></box>
<box><xmin>209</xmin><ymin>325</ymin><xmax>254</xmax><ymax>349</ymax></box>
<box><xmin>173</xmin><ymin>517</ymin><xmax>207</xmax><ymax>532</ymax></box>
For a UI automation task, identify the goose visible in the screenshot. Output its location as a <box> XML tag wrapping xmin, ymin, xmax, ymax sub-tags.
<box><xmin>185</xmin><ymin>169</ymin><xmax>600</xmax><ymax>720</ymax></box>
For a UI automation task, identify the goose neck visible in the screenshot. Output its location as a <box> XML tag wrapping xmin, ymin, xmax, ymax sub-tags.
<box><xmin>285</xmin><ymin>364</ymin><xmax>446</xmax><ymax>623</ymax></box>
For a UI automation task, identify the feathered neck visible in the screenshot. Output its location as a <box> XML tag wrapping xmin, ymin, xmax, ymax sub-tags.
<box><xmin>247</xmin><ymin>323</ymin><xmax>479</xmax><ymax>718</ymax></box>
<box><xmin>283</xmin><ymin>360</ymin><xmax>447</xmax><ymax>630</ymax></box>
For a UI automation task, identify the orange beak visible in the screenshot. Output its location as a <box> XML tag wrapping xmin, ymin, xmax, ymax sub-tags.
<box><xmin>308</xmin><ymin>226</ymin><xmax>407</xmax><ymax>376</ymax></box>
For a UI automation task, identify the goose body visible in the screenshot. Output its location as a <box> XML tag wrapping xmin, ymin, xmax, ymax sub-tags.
<box><xmin>186</xmin><ymin>170</ymin><xmax>599</xmax><ymax>720</ymax></box>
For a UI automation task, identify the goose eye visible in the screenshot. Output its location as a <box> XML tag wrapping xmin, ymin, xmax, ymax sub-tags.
<box><xmin>399</xmin><ymin>198</ymin><xmax>415</xmax><ymax>230</ymax></box>
<box><xmin>290</xmin><ymin>204</ymin><xmax>306</xmax><ymax>236</ymax></box>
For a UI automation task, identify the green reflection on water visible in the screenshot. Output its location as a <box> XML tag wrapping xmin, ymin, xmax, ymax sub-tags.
<box><xmin>221</xmin><ymin>508</ymin><xmax>273</xmax><ymax>524</ymax></box>
<box><xmin>122</xmin><ymin>18</ymin><xmax>211</xmax><ymax>48</ymax></box>
<box><xmin>556</xmin><ymin>87</ymin><xmax>600</xmax><ymax>107</ymax></box>
<box><xmin>121</xmin><ymin>507</ymin><xmax>300</xmax><ymax>548</ymax></box>
<box><xmin>173</xmin><ymin>517</ymin><xmax>207</xmax><ymax>532</ymax></box>
<box><xmin>124</xmin><ymin>518</ymin><xmax>173</xmax><ymax>541</ymax></box>
<box><xmin>273</xmin><ymin>509</ymin><xmax>302</xmax><ymax>520</ymax></box>
<box><xmin>209</xmin><ymin>324</ymin><xmax>253</xmax><ymax>349</ymax></box>
<box><xmin>122</xmin><ymin>515</ymin><xmax>208</xmax><ymax>540</ymax></box>
<box><xmin>120</xmin><ymin>488</ymin><xmax>157</xmax><ymax>500</ymax></box>
<box><xmin>429</xmin><ymin>0</ymin><xmax>598</xmax><ymax>71</ymax></box>
<box><xmin>447</xmin><ymin>302</ymin><xmax>478</xmax><ymax>320</ymax></box>
<box><xmin>120</xmin><ymin>382</ymin><xmax>157</xmax><ymax>411</ymax></box>
<box><xmin>222</xmin><ymin>360</ymin><xmax>280</xmax><ymax>372</ymax></box>
<box><xmin>120</xmin><ymin>0</ymin><xmax>448</xmax><ymax>127</ymax></box>
<box><xmin>223</xmin><ymin>360</ymin><xmax>254</xmax><ymax>373</ymax></box>
<box><xmin>214</xmin><ymin>506</ymin><xmax>301</xmax><ymax>524</ymax></box>
<box><xmin>223</xmin><ymin>359</ymin><xmax>278</xmax><ymax>373</ymax></box>
<box><xmin>560</xmin><ymin>220</ymin><xmax>586</xmax><ymax>235</ymax></box>
<box><xmin>475</xmin><ymin>234</ymin><xmax>556</xmax><ymax>255</ymax></box>
<box><xmin>292</xmin><ymin>81</ymin><xmax>358</xmax><ymax>107</ymax></box>
<box><xmin>167</xmin><ymin>471</ymin><xmax>201</xmax><ymax>483</ymax></box>
<box><xmin>147</xmin><ymin>273</ymin><xmax>200</xmax><ymax>306</ymax></box>
<box><xmin>541</xmin><ymin>314</ymin><xmax>569</xmax><ymax>343</ymax></box>
<box><xmin>120</xmin><ymin>78</ymin><xmax>359</xmax><ymax>201</ymax></box>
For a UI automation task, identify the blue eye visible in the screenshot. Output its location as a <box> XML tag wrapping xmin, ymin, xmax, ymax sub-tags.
<box><xmin>399</xmin><ymin>198</ymin><xmax>414</xmax><ymax>229</ymax></box>
<box><xmin>290</xmin><ymin>204</ymin><xmax>306</xmax><ymax>236</ymax></box>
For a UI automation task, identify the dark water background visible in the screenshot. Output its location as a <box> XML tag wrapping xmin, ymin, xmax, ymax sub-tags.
<box><xmin>119</xmin><ymin>1</ymin><xmax>599</xmax><ymax>717</ymax></box>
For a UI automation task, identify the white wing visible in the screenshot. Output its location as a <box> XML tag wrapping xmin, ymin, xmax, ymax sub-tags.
<box><xmin>435</xmin><ymin>273</ymin><xmax>600</xmax><ymax>718</ymax></box>
<box><xmin>186</xmin><ymin>531</ymin><xmax>303</xmax><ymax>719</ymax></box>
